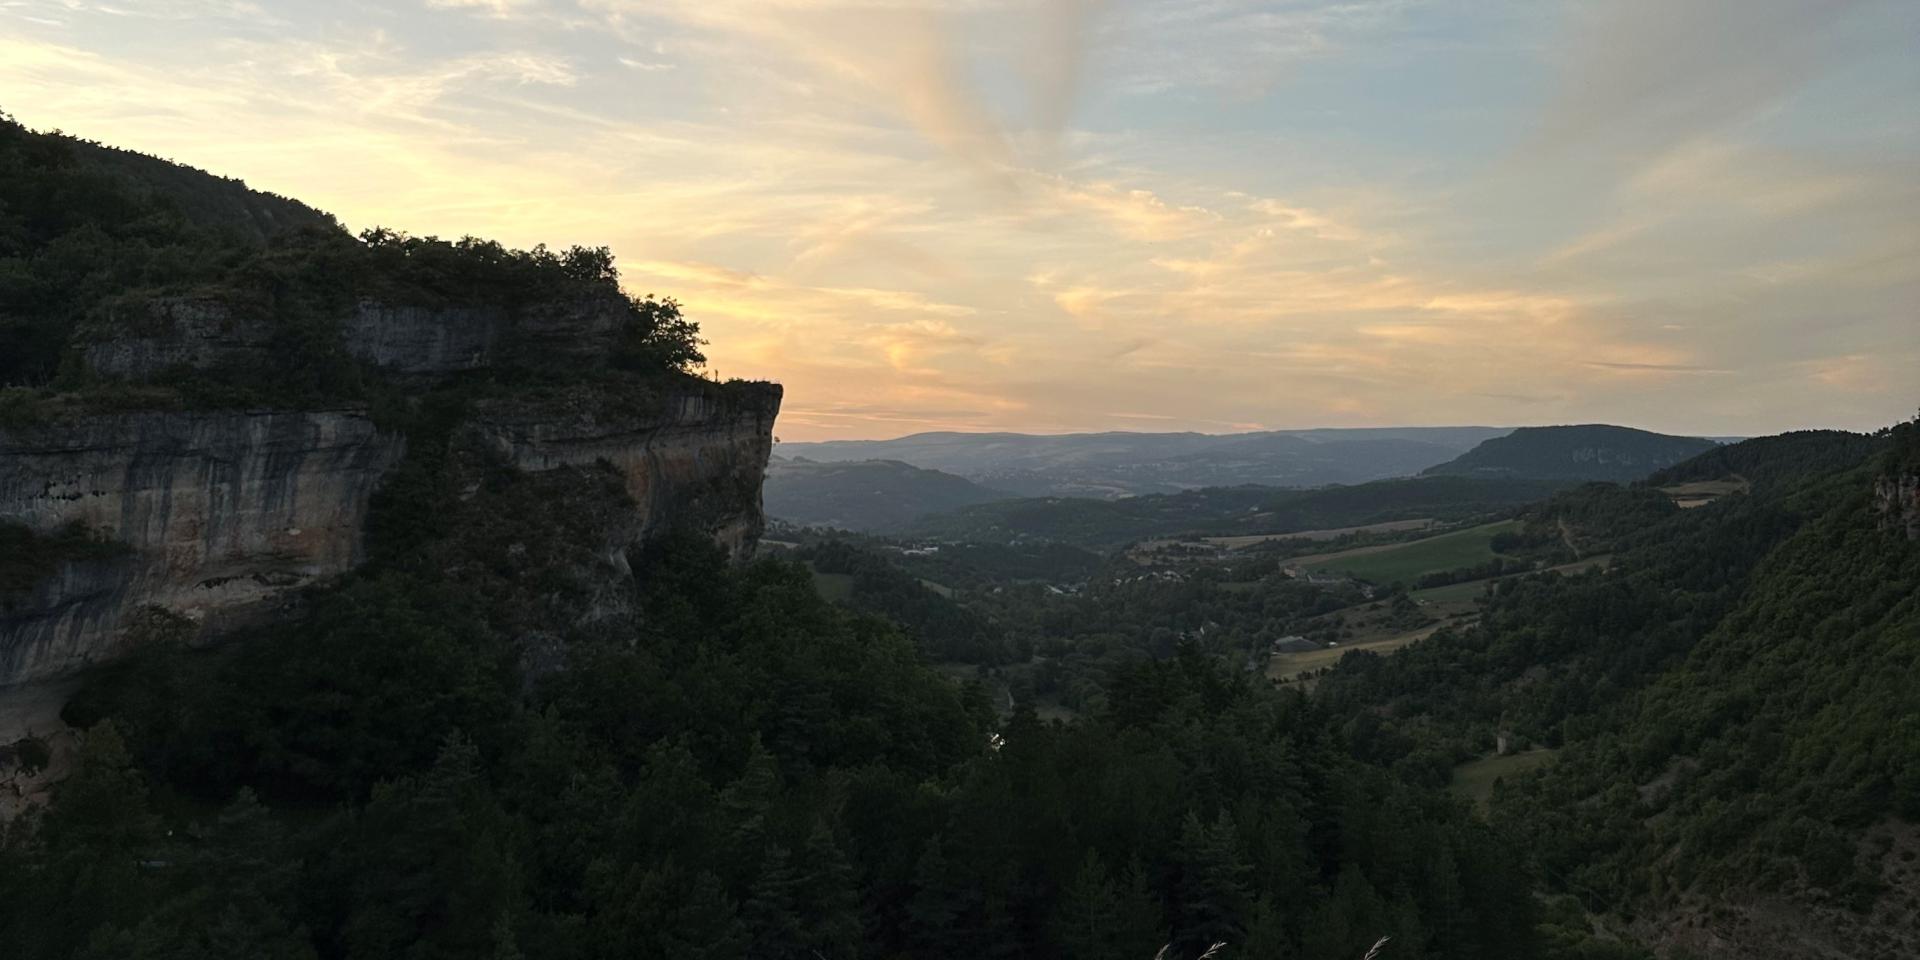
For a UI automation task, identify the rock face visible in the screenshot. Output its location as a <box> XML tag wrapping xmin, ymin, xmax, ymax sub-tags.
<box><xmin>0</xmin><ymin>410</ymin><xmax>406</xmax><ymax>685</ymax></box>
<box><xmin>1876</xmin><ymin>470</ymin><xmax>1919</xmax><ymax>540</ymax></box>
<box><xmin>80</xmin><ymin>291</ymin><xmax>630</xmax><ymax>381</ymax></box>
<box><xmin>466</xmin><ymin>382</ymin><xmax>782</xmax><ymax>562</ymax></box>
<box><xmin>3</xmin><ymin>293</ymin><xmax>781</xmax><ymax>688</ymax></box>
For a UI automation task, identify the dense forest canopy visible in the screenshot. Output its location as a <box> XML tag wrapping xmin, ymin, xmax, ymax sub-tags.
<box><xmin>3</xmin><ymin>110</ymin><xmax>1916</xmax><ymax>960</ymax></box>
<box><xmin>0</xmin><ymin>111</ymin><xmax>704</xmax><ymax>407</ymax></box>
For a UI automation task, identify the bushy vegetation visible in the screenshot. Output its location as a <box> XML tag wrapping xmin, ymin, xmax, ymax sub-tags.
<box><xmin>1645</xmin><ymin>429</ymin><xmax>1877</xmax><ymax>490</ymax></box>
<box><xmin>8</xmin><ymin>506</ymin><xmax>1547</xmax><ymax>960</ymax></box>
<box><xmin>0</xmin><ymin>112</ymin><xmax>703</xmax><ymax>410</ymax></box>
<box><xmin>795</xmin><ymin>539</ymin><xmax>1017</xmax><ymax>663</ymax></box>
<box><xmin>1316</xmin><ymin>420</ymin><xmax>1917</xmax><ymax>932</ymax></box>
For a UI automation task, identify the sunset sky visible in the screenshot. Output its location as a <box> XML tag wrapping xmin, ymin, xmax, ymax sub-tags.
<box><xmin>2</xmin><ymin>0</ymin><xmax>1914</xmax><ymax>440</ymax></box>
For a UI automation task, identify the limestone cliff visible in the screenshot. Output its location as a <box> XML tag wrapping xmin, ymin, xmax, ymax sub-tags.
<box><xmin>1</xmin><ymin>410</ymin><xmax>404</xmax><ymax>685</ymax></box>
<box><xmin>464</xmin><ymin>382</ymin><xmax>781</xmax><ymax>562</ymax></box>
<box><xmin>0</xmin><ymin>372</ymin><xmax>780</xmax><ymax>690</ymax></box>
<box><xmin>1876</xmin><ymin>470</ymin><xmax>1919</xmax><ymax>540</ymax></box>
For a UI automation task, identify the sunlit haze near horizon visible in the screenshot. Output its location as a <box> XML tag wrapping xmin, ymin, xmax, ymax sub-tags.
<box><xmin>3</xmin><ymin>0</ymin><xmax>1915</xmax><ymax>440</ymax></box>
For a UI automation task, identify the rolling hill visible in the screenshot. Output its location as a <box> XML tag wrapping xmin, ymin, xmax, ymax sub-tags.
<box><xmin>763</xmin><ymin>457</ymin><xmax>1011</xmax><ymax>532</ymax></box>
<box><xmin>911</xmin><ymin>475</ymin><xmax>1567</xmax><ymax>548</ymax></box>
<box><xmin>1422</xmin><ymin>424</ymin><xmax>1720</xmax><ymax>482</ymax></box>
<box><xmin>783</xmin><ymin>426</ymin><xmax>1510</xmax><ymax>497</ymax></box>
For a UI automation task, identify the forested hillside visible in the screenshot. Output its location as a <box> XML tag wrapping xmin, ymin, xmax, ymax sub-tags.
<box><xmin>913</xmin><ymin>476</ymin><xmax>1566</xmax><ymax>547</ymax></box>
<box><xmin>1321</xmin><ymin>420</ymin><xmax>1920</xmax><ymax>957</ymax></box>
<box><xmin>3</xmin><ymin>111</ymin><xmax>1911</xmax><ymax>960</ymax></box>
<box><xmin>1422</xmin><ymin>425</ymin><xmax>1718</xmax><ymax>483</ymax></box>
<box><xmin>764</xmin><ymin>457</ymin><xmax>1011</xmax><ymax>532</ymax></box>
<box><xmin>0</xmin><ymin>112</ymin><xmax>703</xmax><ymax>405</ymax></box>
<box><xmin>0</xmin><ymin>116</ymin><xmax>1561</xmax><ymax>960</ymax></box>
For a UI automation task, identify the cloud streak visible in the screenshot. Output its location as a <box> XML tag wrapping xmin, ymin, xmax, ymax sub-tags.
<box><xmin>0</xmin><ymin>0</ymin><xmax>1912</xmax><ymax>438</ymax></box>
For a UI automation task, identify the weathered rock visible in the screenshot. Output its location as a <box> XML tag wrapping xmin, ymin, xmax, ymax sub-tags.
<box><xmin>0</xmin><ymin>377</ymin><xmax>783</xmax><ymax>688</ymax></box>
<box><xmin>0</xmin><ymin>409</ymin><xmax>406</xmax><ymax>684</ymax></box>
<box><xmin>465</xmin><ymin>380</ymin><xmax>783</xmax><ymax>560</ymax></box>
<box><xmin>339</xmin><ymin>301</ymin><xmax>510</xmax><ymax>374</ymax></box>
<box><xmin>1875</xmin><ymin>470</ymin><xmax>1919</xmax><ymax>540</ymax></box>
<box><xmin>78</xmin><ymin>291</ymin><xmax>632</xmax><ymax>381</ymax></box>
<box><xmin>80</xmin><ymin>298</ymin><xmax>275</xmax><ymax>381</ymax></box>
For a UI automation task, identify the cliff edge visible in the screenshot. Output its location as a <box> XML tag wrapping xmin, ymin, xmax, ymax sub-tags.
<box><xmin>0</xmin><ymin>116</ymin><xmax>782</xmax><ymax>691</ymax></box>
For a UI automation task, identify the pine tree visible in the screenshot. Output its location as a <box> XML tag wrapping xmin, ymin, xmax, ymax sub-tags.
<box><xmin>798</xmin><ymin>819</ymin><xmax>863</xmax><ymax>959</ymax></box>
<box><xmin>741</xmin><ymin>844</ymin><xmax>805</xmax><ymax>960</ymax></box>
<box><xmin>1172</xmin><ymin>810</ymin><xmax>1253</xmax><ymax>956</ymax></box>
<box><xmin>719</xmin><ymin>739</ymin><xmax>781</xmax><ymax>884</ymax></box>
<box><xmin>339</xmin><ymin>733</ymin><xmax>525</xmax><ymax>960</ymax></box>
<box><xmin>9</xmin><ymin>723</ymin><xmax>162</xmax><ymax>958</ymax></box>
<box><xmin>907</xmin><ymin>835</ymin><xmax>970</xmax><ymax>955</ymax></box>
<box><xmin>1052</xmin><ymin>849</ymin><xmax>1123</xmax><ymax>960</ymax></box>
<box><xmin>1116</xmin><ymin>856</ymin><xmax>1170</xmax><ymax>958</ymax></box>
<box><xmin>1240</xmin><ymin>896</ymin><xmax>1292</xmax><ymax>959</ymax></box>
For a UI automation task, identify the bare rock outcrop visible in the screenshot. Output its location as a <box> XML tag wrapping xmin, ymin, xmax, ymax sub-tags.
<box><xmin>0</xmin><ymin>409</ymin><xmax>406</xmax><ymax>685</ymax></box>
<box><xmin>1875</xmin><ymin>470</ymin><xmax>1919</xmax><ymax>540</ymax></box>
<box><xmin>3</xmin><ymin>285</ymin><xmax>782</xmax><ymax>691</ymax></box>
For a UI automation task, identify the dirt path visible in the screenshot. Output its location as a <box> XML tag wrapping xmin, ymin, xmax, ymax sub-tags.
<box><xmin>1557</xmin><ymin>517</ymin><xmax>1581</xmax><ymax>559</ymax></box>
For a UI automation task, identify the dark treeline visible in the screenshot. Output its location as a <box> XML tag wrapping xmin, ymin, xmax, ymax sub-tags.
<box><xmin>3</xmin><ymin>541</ymin><xmax>1545</xmax><ymax>960</ymax></box>
<box><xmin>0</xmin><ymin>112</ymin><xmax>702</xmax><ymax>410</ymax></box>
<box><xmin>1316</xmin><ymin>420</ymin><xmax>1920</xmax><ymax>942</ymax></box>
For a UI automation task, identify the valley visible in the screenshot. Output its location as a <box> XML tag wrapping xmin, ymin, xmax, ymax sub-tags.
<box><xmin>0</xmin><ymin>109</ymin><xmax>1913</xmax><ymax>960</ymax></box>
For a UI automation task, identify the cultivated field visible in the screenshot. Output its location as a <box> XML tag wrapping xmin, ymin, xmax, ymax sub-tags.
<box><xmin>1450</xmin><ymin>750</ymin><xmax>1558</xmax><ymax>811</ymax></box>
<box><xmin>1201</xmin><ymin>518</ymin><xmax>1437</xmax><ymax>550</ymax></box>
<box><xmin>1266</xmin><ymin>621</ymin><xmax>1448</xmax><ymax>683</ymax></box>
<box><xmin>1660</xmin><ymin>476</ymin><xmax>1750</xmax><ymax>508</ymax></box>
<box><xmin>1288</xmin><ymin>519</ymin><xmax>1521</xmax><ymax>585</ymax></box>
<box><xmin>1408</xmin><ymin>553</ymin><xmax>1612</xmax><ymax>605</ymax></box>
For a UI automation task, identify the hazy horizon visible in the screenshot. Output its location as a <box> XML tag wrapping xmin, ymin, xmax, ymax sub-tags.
<box><xmin>5</xmin><ymin>0</ymin><xmax>1914</xmax><ymax>440</ymax></box>
<box><xmin>780</xmin><ymin>422</ymin><xmax>1775</xmax><ymax>445</ymax></box>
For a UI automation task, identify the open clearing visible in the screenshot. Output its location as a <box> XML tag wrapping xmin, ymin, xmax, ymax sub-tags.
<box><xmin>809</xmin><ymin>569</ymin><xmax>856</xmax><ymax>601</ymax></box>
<box><xmin>1267</xmin><ymin>621</ymin><xmax>1447</xmax><ymax>683</ymax></box>
<box><xmin>1450</xmin><ymin>750</ymin><xmax>1557</xmax><ymax>811</ymax></box>
<box><xmin>1288</xmin><ymin>520</ymin><xmax>1521</xmax><ymax>585</ymax></box>
<box><xmin>1199</xmin><ymin>518</ymin><xmax>1437</xmax><ymax>551</ymax></box>
<box><xmin>1661</xmin><ymin>476</ymin><xmax>1750</xmax><ymax>509</ymax></box>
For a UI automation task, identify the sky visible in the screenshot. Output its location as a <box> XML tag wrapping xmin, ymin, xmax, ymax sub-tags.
<box><xmin>1</xmin><ymin>0</ymin><xmax>1915</xmax><ymax>440</ymax></box>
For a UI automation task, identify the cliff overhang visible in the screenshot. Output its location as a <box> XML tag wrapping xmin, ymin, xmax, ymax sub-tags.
<box><xmin>0</xmin><ymin>299</ymin><xmax>782</xmax><ymax>689</ymax></box>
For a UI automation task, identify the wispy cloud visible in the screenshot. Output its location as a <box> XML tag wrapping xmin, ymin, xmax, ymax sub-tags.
<box><xmin>0</xmin><ymin>0</ymin><xmax>1911</xmax><ymax>438</ymax></box>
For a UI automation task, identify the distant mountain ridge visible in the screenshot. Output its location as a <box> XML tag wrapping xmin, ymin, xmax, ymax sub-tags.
<box><xmin>782</xmin><ymin>426</ymin><xmax>1511</xmax><ymax>497</ymax></box>
<box><xmin>764</xmin><ymin>457</ymin><xmax>1010</xmax><ymax>532</ymax></box>
<box><xmin>1422</xmin><ymin>424</ymin><xmax>1720</xmax><ymax>483</ymax></box>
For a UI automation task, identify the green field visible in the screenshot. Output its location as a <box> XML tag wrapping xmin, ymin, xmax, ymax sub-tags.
<box><xmin>1409</xmin><ymin>578</ymin><xmax>1494</xmax><ymax>604</ymax></box>
<box><xmin>809</xmin><ymin>570</ymin><xmax>856</xmax><ymax>602</ymax></box>
<box><xmin>1266</xmin><ymin>622</ymin><xmax>1442</xmax><ymax>682</ymax></box>
<box><xmin>1294</xmin><ymin>519</ymin><xmax>1520</xmax><ymax>585</ymax></box>
<box><xmin>1449</xmin><ymin>750</ymin><xmax>1557</xmax><ymax>811</ymax></box>
<box><xmin>1410</xmin><ymin>553</ymin><xmax>1613</xmax><ymax>606</ymax></box>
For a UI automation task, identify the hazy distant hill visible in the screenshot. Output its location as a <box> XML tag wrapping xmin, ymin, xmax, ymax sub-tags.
<box><xmin>764</xmin><ymin>457</ymin><xmax>1011</xmax><ymax>532</ymax></box>
<box><xmin>910</xmin><ymin>475</ymin><xmax>1567</xmax><ymax>548</ymax></box>
<box><xmin>782</xmin><ymin>426</ymin><xmax>1510</xmax><ymax>497</ymax></box>
<box><xmin>1422</xmin><ymin>424</ymin><xmax>1720</xmax><ymax>483</ymax></box>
